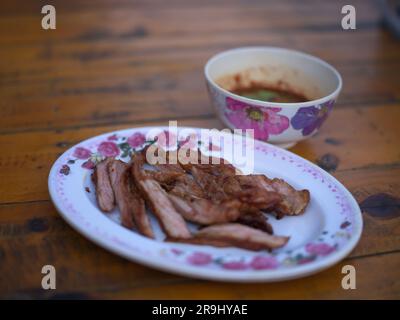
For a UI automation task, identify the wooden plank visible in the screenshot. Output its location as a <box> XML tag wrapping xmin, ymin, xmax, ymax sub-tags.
<box><xmin>0</xmin><ymin>0</ymin><xmax>379</xmax><ymax>16</ymax></box>
<box><xmin>0</xmin><ymin>192</ymin><xmax>399</xmax><ymax>298</ymax></box>
<box><xmin>0</xmin><ymin>0</ymin><xmax>398</xmax><ymax>134</ymax></box>
<box><xmin>0</xmin><ymin>0</ymin><xmax>379</xmax><ymax>43</ymax></box>
<box><xmin>1</xmin><ymin>4</ymin><xmax>375</xmax><ymax>37</ymax></box>
<box><xmin>0</xmin><ymin>201</ymin><xmax>184</xmax><ymax>297</ymax></box>
<box><xmin>2</xmin><ymin>42</ymin><xmax>397</xmax><ymax>87</ymax></box>
<box><xmin>290</xmin><ymin>104</ymin><xmax>400</xmax><ymax>170</ymax></box>
<box><xmin>1</xmin><ymin>41</ymin><xmax>399</xmax><ymax>88</ymax></box>
<box><xmin>1</xmin><ymin>31</ymin><xmax>398</xmax><ymax>133</ymax></box>
<box><xmin>1</xmin><ymin>33</ymin><xmax>399</xmax><ymax>129</ymax></box>
<box><xmin>1</xmin><ymin>29</ymin><xmax>398</xmax><ymax>75</ymax></box>
<box><xmin>0</xmin><ymin>57</ymin><xmax>399</xmax><ymax>133</ymax></box>
<box><xmin>98</xmin><ymin>252</ymin><xmax>400</xmax><ymax>299</ymax></box>
<box><xmin>335</xmin><ymin>166</ymin><xmax>400</xmax><ymax>258</ymax></box>
<box><xmin>1</xmin><ymin>31</ymin><xmax>398</xmax><ymax>72</ymax></box>
<box><xmin>1</xmin><ymin>223</ymin><xmax>398</xmax><ymax>299</ymax></box>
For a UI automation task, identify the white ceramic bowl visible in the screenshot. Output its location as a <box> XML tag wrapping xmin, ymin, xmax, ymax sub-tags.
<box><xmin>205</xmin><ymin>47</ymin><xmax>342</xmax><ymax>148</ymax></box>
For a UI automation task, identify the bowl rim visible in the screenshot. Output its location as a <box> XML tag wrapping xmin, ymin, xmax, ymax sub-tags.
<box><xmin>204</xmin><ymin>46</ymin><xmax>343</xmax><ymax>108</ymax></box>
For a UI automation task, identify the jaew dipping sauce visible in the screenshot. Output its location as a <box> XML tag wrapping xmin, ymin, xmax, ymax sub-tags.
<box><xmin>215</xmin><ymin>67</ymin><xmax>312</xmax><ymax>103</ymax></box>
<box><xmin>205</xmin><ymin>47</ymin><xmax>343</xmax><ymax>148</ymax></box>
<box><xmin>232</xmin><ymin>85</ymin><xmax>309</xmax><ymax>103</ymax></box>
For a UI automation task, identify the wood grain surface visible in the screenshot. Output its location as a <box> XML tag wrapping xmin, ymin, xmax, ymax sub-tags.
<box><xmin>0</xmin><ymin>0</ymin><xmax>399</xmax><ymax>299</ymax></box>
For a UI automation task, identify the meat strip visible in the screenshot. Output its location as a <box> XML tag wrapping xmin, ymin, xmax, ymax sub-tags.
<box><xmin>142</xmin><ymin>148</ymin><xmax>206</xmax><ymax>200</ymax></box>
<box><xmin>148</xmin><ymin>167</ymin><xmax>205</xmax><ymax>201</ymax></box>
<box><xmin>92</xmin><ymin>158</ymin><xmax>115</xmax><ymax>212</ymax></box>
<box><xmin>236</xmin><ymin>175</ymin><xmax>310</xmax><ymax>217</ymax></box>
<box><xmin>168</xmin><ymin>176</ymin><xmax>205</xmax><ymax>200</ymax></box>
<box><xmin>144</xmin><ymin>170</ymin><xmax>183</xmax><ymax>185</ymax></box>
<box><xmin>268</xmin><ymin>178</ymin><xmax>310</xmax><ymax>217</ymax></box>
<box><xmin>240</xmin><ymin>189</ymin><xmax>281</xmax><ymax>211</ymax></box>
<box><xmin>188</xmin><ymin>166</ymin><xmax>281</xmax><ymax>210</ymax></box>
<box><xmin>189</xmin><ymin>166</ymin><xmax>228</xmax><ymax>201</ymax></box>
<box><xmin>169</xmin><ymin>223</ymin><xmax>289</xmax><ymax>251</ymax></box>
<box><xmin>177</xmin><ymin>148</ymin><xmax>239</xmax><ymax>176</ymax></box>
<box><xmin>131</xmin><ymin>153</ymin><xmax>191</xmax><ymax>239</ymax></box>
<box><xmin>236</xmin><ymin>210</ymin><xmax>274</xmax><ymax>234</ymax></box>
<box><xmin>108</xmin><ymin>159</ymin><xmax>154</xmax><ymax>238</ymax></box>
<box><xmin>168</xmin><ymin>194</ymin><xmax>242</xmax><ymax>225</ymax></box>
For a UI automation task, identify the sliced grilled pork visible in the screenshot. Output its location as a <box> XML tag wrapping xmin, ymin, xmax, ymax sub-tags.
<box><xmin>108</xmin><ymin>159</ymin><xmax>154</xmax><ymax>238</ymax></box>
<box><xmin>168</xmin><ymin>194</ymin><xmax>242</xmax><ymax>225</ymax></box>
<box><xmin>131</xmin><ymin>153</ymin><xmax>191</xmax><ymax>239</ymax></box>
<box><xmin>169</xmin><ymin>223</ymin><xmax>289</xmax><ymax>251</ymax></box>
<box><xmin>236</xmin><ymin>210</ymin><xmax>274</xmax><ymax>234</ymax></box>
<box><xmin>236</xmin><ymin>175</ymin><xmax>310</xmax><ymax>217</ymax></box>
<box><xmin>92</xmin><ymin>158</ymin><xmax>115</xmax><ymax>212</ymax></box>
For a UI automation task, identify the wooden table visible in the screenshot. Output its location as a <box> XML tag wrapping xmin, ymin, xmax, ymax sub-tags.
<box><xmin>0</xmin><ymin>0</ymin><xmax>399</xmax><ymax>299</ymax></box>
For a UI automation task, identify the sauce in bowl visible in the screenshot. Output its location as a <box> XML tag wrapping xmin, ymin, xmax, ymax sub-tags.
<box><xmin>232</xmin><ymin>85</ymin><xmax>309</xmax><ymax>103</ymax></box>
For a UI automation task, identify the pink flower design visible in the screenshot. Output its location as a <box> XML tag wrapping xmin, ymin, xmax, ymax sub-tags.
<box><xmin>187</xmin><ymin>252</ymin><xmax>212</xmax><ymax>266</ymax></box>
<box><xmin>224</xmin><ymin>97</ymin><xmax>289</xmax><ymax>141</ymax></box>
<box><xmin>82</xmin><ymin>159</ymin><xmax>95</xmax><ymax>169</ymax></box>
<box><xmin>97</xmin><ymin>141</ymin><xmax>120</xmax><ymax>157</ymax></box>
<box><xmin>73</xmin><ymin>147</ymin><xmax>91</xmax><ymax>160</ymax></box>
<box><xmin>250</xmin><ymin>255</ymin><xmax>278</xmax><ymax>270</ymax></box>
<box><xmin>107</xmin><ymin>134</ymin><xmax>118</xmax><ymax>141</ymax></box>
<box><xmin>221</xmin><ymin>261</ymin><xmax>248</xmax><ymax>270</ymax></box>
<box><xmin>128</xmin><ymin>132</ymin><xmax>146</xmax><ymax>148</ymax></box>
<box><xmin>305</xmin><ymin>243</ymin><xmax>335</xmax><ymax>256</ymax></box>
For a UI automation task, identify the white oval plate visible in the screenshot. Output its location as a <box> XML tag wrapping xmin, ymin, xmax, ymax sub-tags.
<box><xmin>48</xmin><ymin>126</ymin><xmax>362</xmax><ymax>282</ymax></box>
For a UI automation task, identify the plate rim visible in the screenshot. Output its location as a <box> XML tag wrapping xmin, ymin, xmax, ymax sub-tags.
<box><xmin>48</xmin><ymin>126</ymin><xmax>363</xmax><ymax>282</ymax></box>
